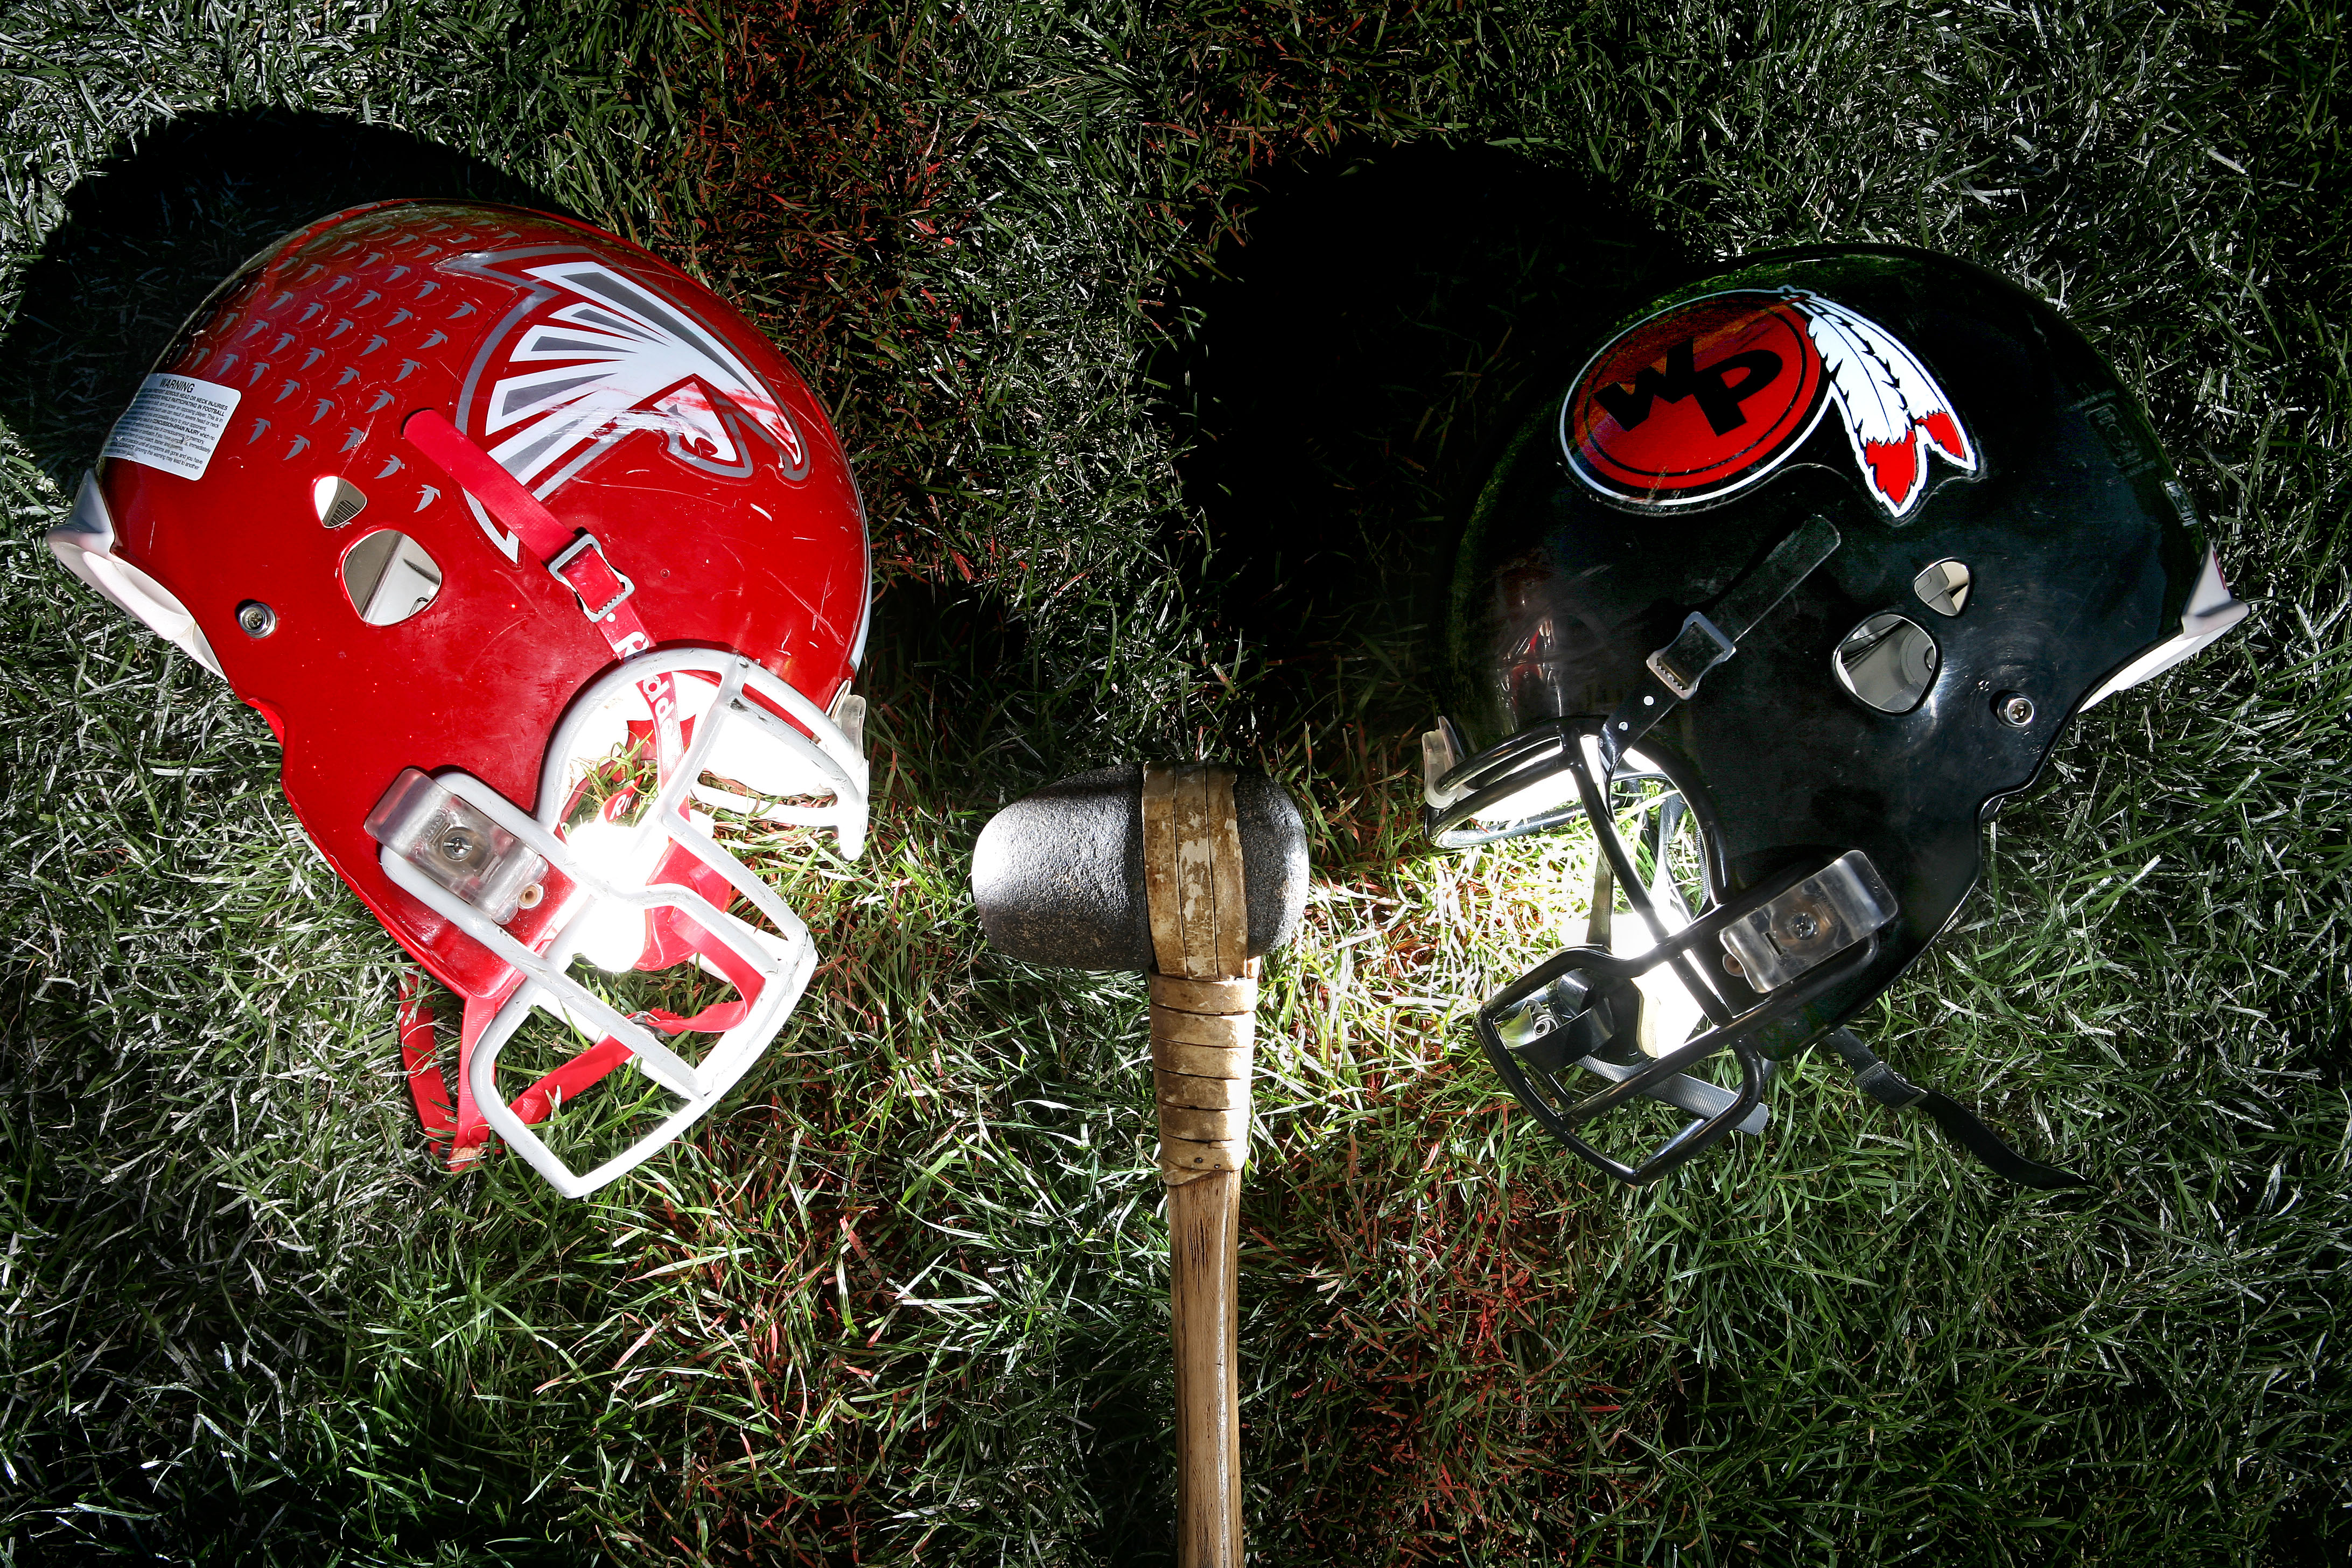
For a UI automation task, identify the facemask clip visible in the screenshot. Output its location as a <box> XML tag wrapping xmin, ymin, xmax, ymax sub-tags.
<box><xmin>366</xmin><ymin>768</ymin><xmax>549</xmax><ymax>926</ymax></box>
<box><xmin>1718</xmin><ymin>851</ymin><xmax>1898</xmax><ymax>990</ymax></box>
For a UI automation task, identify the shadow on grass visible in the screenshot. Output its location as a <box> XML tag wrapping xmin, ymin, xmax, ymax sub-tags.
<box><xmin>1153</xmin><ymin>140</ymin><xmax>1698</xmax><ymax>728</ymax></box>
<box><xmin>881</xmin><ymin>577</ymin><xmax>1184</xmax><ymax>1558</ymax></box>
<box><xmin>0</xmin><ymin>108</ymin><xmax>557</xmax><ymax>486</ymax></box>
<box><xmin>0</xmin><ymin>108</ymin><xmax>582</xmax><ymax>1566</ymax></box>
<box><xmin>1129</xmin><ymin>143</ymin><xmax>1711</xmax><ymax>1557</ymax></box>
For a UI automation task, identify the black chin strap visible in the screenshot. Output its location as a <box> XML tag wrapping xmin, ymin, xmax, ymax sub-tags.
<box><xmin>1818</xmin><ymin>1028</ymin><xmax>2092</xmax><ymax>1190</ymax></box>
<box><xmin>1599</xmin><ymin>514</ymin><xmax>1844</xmax><ymax>774</ymax></box>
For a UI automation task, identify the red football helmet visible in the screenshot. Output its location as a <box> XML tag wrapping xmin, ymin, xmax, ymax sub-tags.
<box><xmin>48</xmin><ymin>200</ymin><xmax>873</xmax><ymax>1196</ymax></box>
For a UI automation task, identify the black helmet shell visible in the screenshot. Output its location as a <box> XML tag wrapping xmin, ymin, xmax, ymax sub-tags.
<box><xmin>1447</xmin><ymin>245</ymin><xmax>2224</xmax><ymax>1049</ymax></box>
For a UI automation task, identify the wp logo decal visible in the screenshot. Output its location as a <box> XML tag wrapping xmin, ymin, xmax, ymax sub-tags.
<box><xmin>1562</xmin><ymin>289</ymin><xmax>1976</xmax><ymax>517</ymax></box>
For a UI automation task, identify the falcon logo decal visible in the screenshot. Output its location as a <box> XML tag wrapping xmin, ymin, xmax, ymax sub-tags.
<box><xmin>1562</xmin><ymin>289</ymin><xmax>1975</xmax><ymax>517</ymax></box>
<box><xmin>454</xmin><ymin>256</ymin><xmax>809</xmax><ymax>501</ymax></box>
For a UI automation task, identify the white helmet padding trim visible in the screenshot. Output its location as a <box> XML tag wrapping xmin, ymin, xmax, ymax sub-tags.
<box><xmin>536</xmin><ymin>648</ymin><xmax>871</xmax><ymax>859</ymax></box>
<box><xmin>47</xmin><ymin>472</ymin><xmax>225</xmax><ymax>677</ymax></box>
<box><xmin>381</xmin><ymin>652</ymin><xmax>869</xmax><ymax>1198</ymax></box>
<box><xmin>2080</xmin><ymin>547</ymin><xmax>2249</xmax><ymax>711</ymax></box>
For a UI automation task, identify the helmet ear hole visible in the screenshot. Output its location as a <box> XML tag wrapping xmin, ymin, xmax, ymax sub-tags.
<box><xmin>1833</xmin><ymin>611</ymin><xmax>1939</xmax><ymax>714</ymax></box>
<box><xmin>1912</xmin><ymin>558</ymin><xmax>1971</xmax><ymax>617</ymax></box>
<box><xmin>340</xmin><ymin>529</ymin><xmax>443</xmax><ymax>626</ymax></box>
<box><xmin>313</xmin><ymin>475</ymin><xmax>369</xmax><ymax>529</ymax></box>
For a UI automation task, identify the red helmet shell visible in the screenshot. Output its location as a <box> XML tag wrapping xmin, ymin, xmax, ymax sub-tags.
<box><xmin>88</xmin><ymin>200</ymin><xmax>870</xmax><ymax>997</ymax></box>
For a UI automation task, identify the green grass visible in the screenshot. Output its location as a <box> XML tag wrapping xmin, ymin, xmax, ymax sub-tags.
<box><xmin>2</xmin><ymin>0</ymin><xmax>2349</xmax><ymax>1563</ymax></box>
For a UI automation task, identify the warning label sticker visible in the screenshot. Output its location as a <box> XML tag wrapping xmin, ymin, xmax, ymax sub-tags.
<box><xmin>101</xmin><ymin>375</ymin><xmax>241</xmax><ymax>481</ymax></box>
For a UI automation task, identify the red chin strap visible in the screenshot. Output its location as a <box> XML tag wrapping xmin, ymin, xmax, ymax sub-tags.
<box><xmin>397</xmin><ymin>842</ymin><xmax>768</xmax><ymax>1168</ymax></box>
<box><xmin>401</xmin><ymin>407</ymin><xmax>683</xmax><ymax>763</ymax></box>
<box><xmin>394</xmin><ymin>411</ymin><xmax>762</xmax><ymax>1172</ymax></box>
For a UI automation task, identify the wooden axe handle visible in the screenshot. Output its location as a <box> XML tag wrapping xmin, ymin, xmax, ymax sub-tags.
<box><xmin>1141</xmin><ymin>764</ymin><xmax>1254</xmax><ymax>1568</ymax></box>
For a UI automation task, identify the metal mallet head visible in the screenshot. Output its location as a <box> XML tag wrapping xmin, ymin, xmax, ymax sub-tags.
<box><xmin>974</xmin><ymin>760</ymin><xmax>1307</xmax><ymax>1180</ymax></box>
<box><xmin>971</xmin><ymin>762</ymin><xmax>1307</xmax><ymax>974</ymax></box>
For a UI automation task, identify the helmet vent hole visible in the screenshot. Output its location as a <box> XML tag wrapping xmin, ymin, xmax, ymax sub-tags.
<box><xmin>1913</xmin><ymin>558</ymin><xmax>1971</xmax><ymax>617</ymax></box>
<box><xmin>340</xmin><ymin>529</ymin><xmax>443</xmax><ymax>626</ymax></box>
<box><xmin>312</xmin><ymin>475</ymin><xmax>369</xmax><ymax>529</ymax></box>
<box><xmin>1833</xmin><ymin>612</ymin><xmax>1939</xmax><ymax>714</ymax></box>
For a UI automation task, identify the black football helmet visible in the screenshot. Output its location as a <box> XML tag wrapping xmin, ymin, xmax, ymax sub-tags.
<box><xmin>1425</xmin><ymin>246</ymin><xmax>2246</xmax><ymax>1187</ymax></box>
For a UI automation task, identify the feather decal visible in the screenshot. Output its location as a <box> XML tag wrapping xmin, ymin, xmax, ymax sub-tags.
<box><xmin>1794</xmin><ymin>293</ymin><xmax>1977</xmax><ymax>517</ymax></box>
<box><xmin>476</xmin><ymin>261</ymin><xmax>806</xmax><ymax>489</ymax></box>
